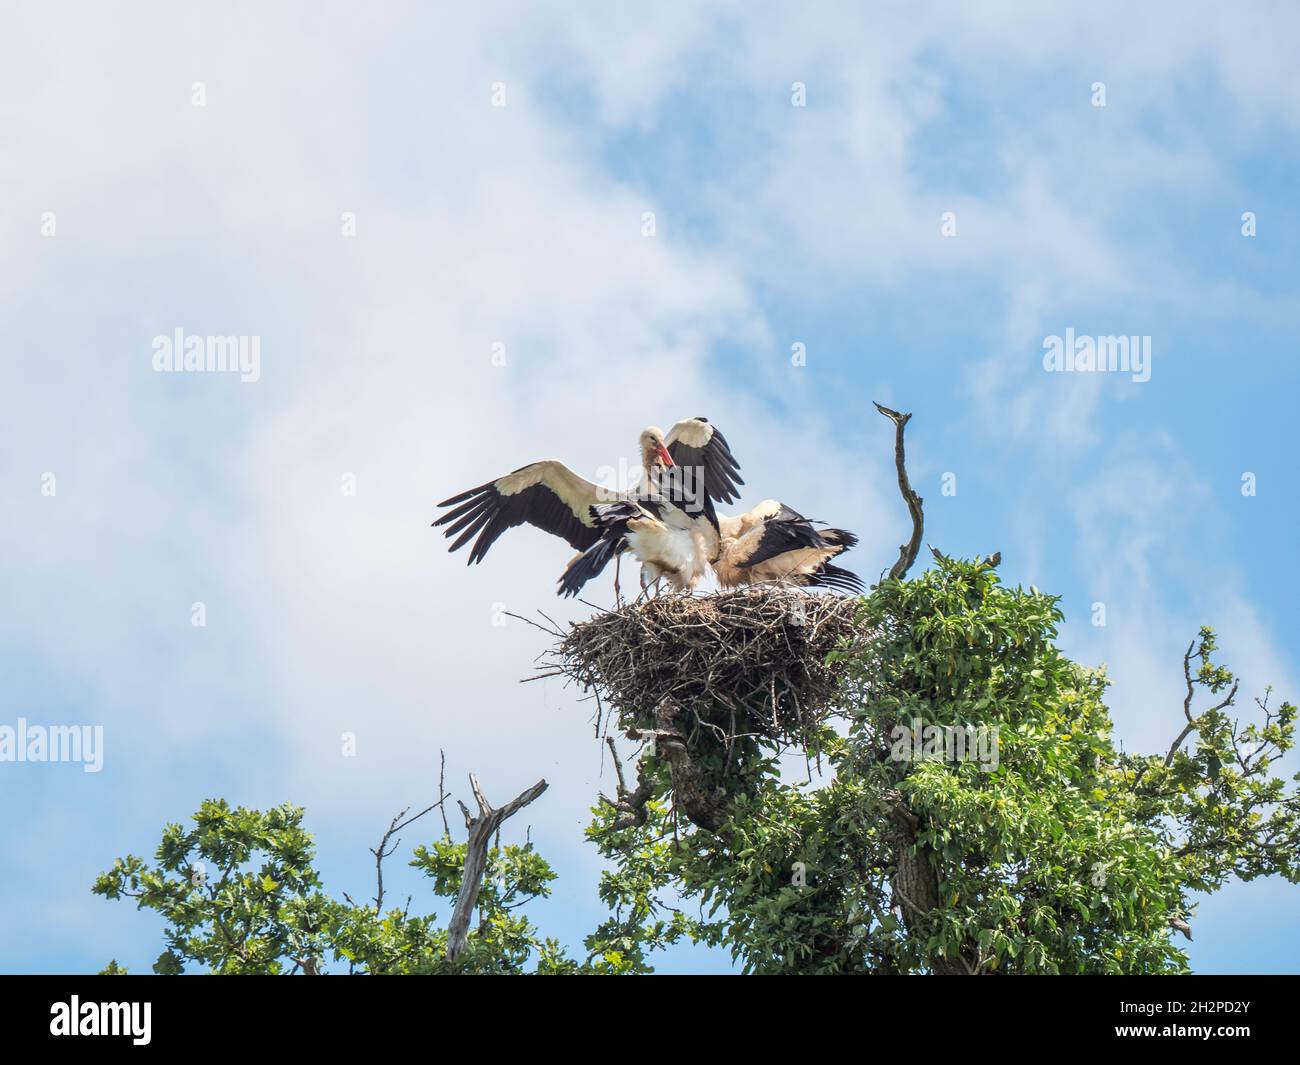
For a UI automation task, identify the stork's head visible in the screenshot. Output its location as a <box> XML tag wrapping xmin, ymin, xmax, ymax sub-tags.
<box><xmin>639</xmin><ymin>426</ymin><xmax>675</xmax><ymax>472</ymax></box>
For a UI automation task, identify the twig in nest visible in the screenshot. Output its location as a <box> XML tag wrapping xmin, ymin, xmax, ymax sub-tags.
<box><xmin>504</xmin><ymin>611</ymin><xmax>566</xmax><ymax>638</ymax></box>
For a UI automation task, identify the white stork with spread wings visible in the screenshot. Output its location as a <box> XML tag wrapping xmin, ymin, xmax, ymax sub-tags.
<box><xmin>435</xmin><ymin>418</ymin><xmax>743</xmax><ymax>596</ymax></box>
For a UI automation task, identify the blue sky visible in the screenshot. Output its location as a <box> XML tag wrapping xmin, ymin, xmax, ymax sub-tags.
<box><xmin>1</xmin><ymin>1</ymin><xmax>1297</xmax><ymax>974</ymax></box>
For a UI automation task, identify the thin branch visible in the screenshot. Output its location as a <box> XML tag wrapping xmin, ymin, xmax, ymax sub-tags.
<box><xmin>439</xmin><ymin>749</ymin><xmax>451</xmax><ymax>838</ymax></box>
<box><xmin>1165</xmin><ymin>638</ymin><xmax>1239</xmax><ymax>767</ymax></box>
<box><xmin>370</xmin><ymin>789</ymin><xmax>450</xmax><ymax>912</ymax></box>
<box><xmin>503</xmin><ymin>611</ymin><xmax>565</xmax><ymax>638</ymax></box>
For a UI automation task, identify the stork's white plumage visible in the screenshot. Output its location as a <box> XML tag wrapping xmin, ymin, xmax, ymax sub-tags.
<box><xmin>628</xmin><ymin>512</ymin><xmax>715</xmax><ymax>589</ymax></box>
<box><xmin>619</xmin><ymin>471</ymin><xmax>720</xmax><ymax>592</ymax></box>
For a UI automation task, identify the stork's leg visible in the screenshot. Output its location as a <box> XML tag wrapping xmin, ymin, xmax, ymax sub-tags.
<box><xmin>614</xmin><ymin>555</ymin><xmax>622</xmax><ymax>606</ymax></box>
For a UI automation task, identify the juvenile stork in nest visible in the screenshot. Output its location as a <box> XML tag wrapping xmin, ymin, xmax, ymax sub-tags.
<box><xmin>714</xmin><ymin>500</ymin><xmax>863</xmax><ymax>593</ymax></box>
<box><xmin>435</xmin><ymin>417</ymin><xmax>743</xmax><ymax>597</ymax></box>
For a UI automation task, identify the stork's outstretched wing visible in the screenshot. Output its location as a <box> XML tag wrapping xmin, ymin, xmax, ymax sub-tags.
<box><xmin>666</xmin><ymin>416</ymin><xmax>744</xmax><ymax>505</ymax></box>
<box><xmin>434</xmin><ymin>461</ymin><xmax>615</xmax><ymax>564</ymax></box>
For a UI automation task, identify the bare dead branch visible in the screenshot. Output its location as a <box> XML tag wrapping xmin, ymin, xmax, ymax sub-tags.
<box><xmin>874</xmin><ymin>402</ymin><xmax>924</xmax><ymax>581</ymax></box>
<box><xmin>446</xmin><ymin>774</ymin><xmax>549</xmax><ymax>962</ymax></box>
<box><xmin>606</xmin><ymin>736</ymin><xmax>628</xmax><ymax>794</ymax></box>
<box><xmin>438</xmin><ymin>749</ymin><xmax>450</xmax><ymax>838</ymax></box>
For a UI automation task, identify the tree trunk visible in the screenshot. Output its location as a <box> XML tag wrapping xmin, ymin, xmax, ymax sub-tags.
<box><xmin>885</xmin><ymin>790</ymin><xmax>979</xmax><ymax>975</ymax></box>
<box><xmin>654</xmin><ymin>697</ymin><xmax>730</xmax><ymax>832</ymax></box>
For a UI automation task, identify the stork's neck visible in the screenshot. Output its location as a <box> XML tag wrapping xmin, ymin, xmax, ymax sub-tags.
<box><xmin>641</xmin><ymin>453</ymin><xmax>662</xmax><ymax>492</ymax></box>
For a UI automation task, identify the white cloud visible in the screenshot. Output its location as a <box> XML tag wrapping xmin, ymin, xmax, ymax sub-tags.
<box><xmin>1063</xmin><ymin>448</ymin><xmax>1295</xmax><ymax>753</ymax></box>
<box><xmin>0</xmin><ymin>2</ymin><xmax>900</xmax><ymax>851</ymax></box>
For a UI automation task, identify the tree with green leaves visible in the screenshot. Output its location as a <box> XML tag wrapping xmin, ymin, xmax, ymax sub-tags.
<box><xmin>94</xmin><ymin>796</ymin><xmax>564</xmax><ymax>974</ymax></box>
<box><xmin>586</xmin><ymin>556</ymin><xmax>1298</xmax><ymax>973</ymax></box>
<box><xmin>95</xmin><ymin>555</ymin><xmax>1298</xmax><ymax>974</ymax></box>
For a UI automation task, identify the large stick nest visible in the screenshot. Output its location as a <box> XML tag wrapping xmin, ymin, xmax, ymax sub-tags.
<box><xmin>546</xmin><ymin>588</ymin><xmax>864</xmax><ymax>746</ymax></box>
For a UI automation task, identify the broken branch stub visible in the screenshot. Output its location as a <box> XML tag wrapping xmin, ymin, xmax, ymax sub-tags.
<box><xmin>446</xmin><ymin>774</ymin><xmax>548</xmax><ymax>962</ymax></box>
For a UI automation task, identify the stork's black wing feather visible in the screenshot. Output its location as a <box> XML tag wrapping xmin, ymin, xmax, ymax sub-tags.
<box><xmin>804</xmin><ymin>562</ymin><xmax>864</xmax><ymax>594</ymax></box>
<box><xmin>434</xmin><ymin>462</ymin><xmax>603</xmax><ymax>564</ymax></box>
<box><xmin>556</xmin><ymin>502</ymin><xmax>639</xmax><ymax>597</ymax></box>
<box><xmin>666</xmin><ymin>417</ymin><xmax>744</xmax><ymax>505</ymax></box>
<box><xmin>648</xmin><ymin>462</ymin><xmax>719</xmax><ymax>532</ymax></box>
<box><xmin>737</xmin><ymin>505</ymin><xmax>827</xmax><ymax>569</ymax></box>
<box><xmin>820</xmin><ymin>527</ymin><xmax>858</xmax><ymax>551</ymax></box>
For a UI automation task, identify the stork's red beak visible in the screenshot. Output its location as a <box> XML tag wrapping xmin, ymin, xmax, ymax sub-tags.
<box><xmin>657</xmin><ymin>444</ymin><xmax>675</xmax><ymax>466</ymax></box>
